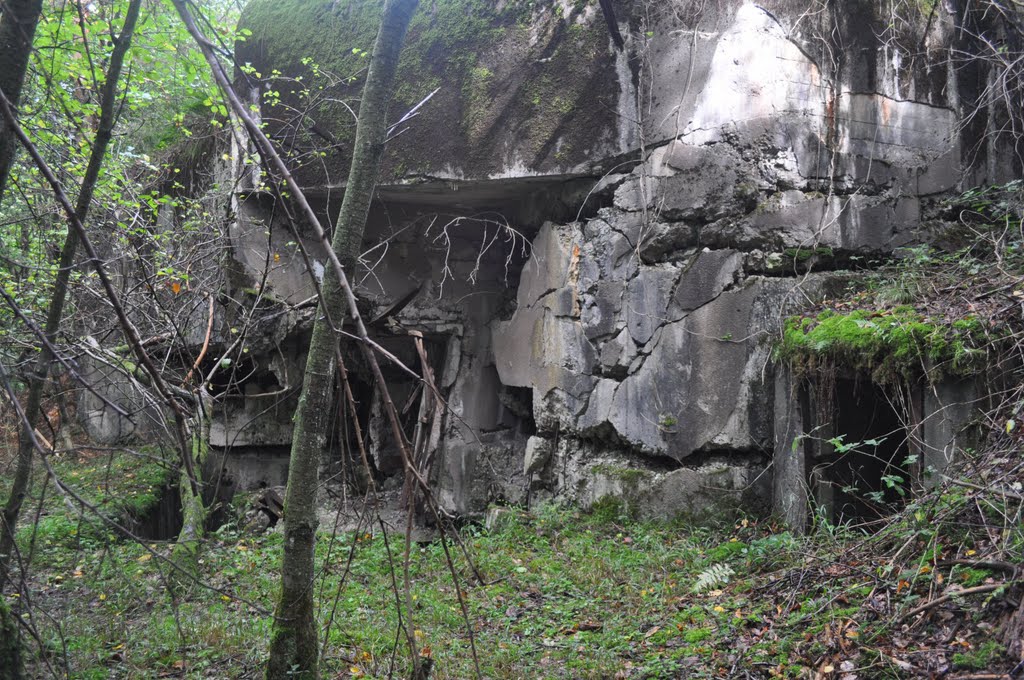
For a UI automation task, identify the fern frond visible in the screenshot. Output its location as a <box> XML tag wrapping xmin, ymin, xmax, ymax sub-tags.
<box><xmin>692</xmin><ymin>563</ymin><xmax>735</xmax><ymax>593</ymax></box>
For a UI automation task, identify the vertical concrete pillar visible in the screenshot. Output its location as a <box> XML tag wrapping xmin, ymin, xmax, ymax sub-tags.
<box><xmin>773</xmin><ymin>368</ymin><xmax>809</xmax><ymax>532</ymax></box>
<box><xmin>922</xmin><ymin>378</ymin><xmax>979</xmax><ymax>488</ymax></box>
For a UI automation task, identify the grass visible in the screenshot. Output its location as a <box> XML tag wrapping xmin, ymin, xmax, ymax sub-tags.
<box><xmin>5</xmin><ymin>458</ymin><xmax>838</xmax><ymax>679</ymax></box>
<box><xmin>3</xmin><ymin>447</ymin><xmax>175</xmax><ymax>570</ymax></box>
<box><xmin>7</xmin><ymin>182</ymin><xmax>1024</xmax><ymax>677</ymax></box>
<box><xmin>2</xmin><ymin>443</ymin><xmax>1020</xmax><ymax>678</ymax></box>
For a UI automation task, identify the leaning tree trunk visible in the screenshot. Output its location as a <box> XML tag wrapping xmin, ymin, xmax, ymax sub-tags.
<box><xmin>1003</xmin><ymin>597</ymin><xmax>1024</xmax><ymax>666</ymax></box>
<box><xmin>0</xmin><ymin>0</ymin><xmax>143</xmax><ymax>586</ymax></box>
<box><xmin>265</xmin><ymin>1</ymin><xmax>418</xmax><ymax>678</ymax></box>
<box><xmin>0</xmin><ymin>0</ymin><xmax>43</xmax><ymax>206</ymax></box>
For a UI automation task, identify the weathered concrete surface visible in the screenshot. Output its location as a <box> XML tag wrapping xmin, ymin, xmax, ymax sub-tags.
<box><xmin>772</xmin><ymin>370</ymin><xmax>809</xmax><ymax>531</ymax></box>
<box><xmin>494</xmin><ymin>219</ymin><xmax>830</xmax><ymax>462</ymax></box>
<box><xmin>772</xmin><ymin>367</ymin><xmax>984</xmax><ymax>531</ymax></box>
<box><xmin>193</xmin><ymin>0</ymin><xmax>1009</xmax><ymax>520</ymax></box>
<box><xmin>237</xmin><ymin>0</ymin><xmax>982</xmax><ymax>191</ymax></box>
<box><xmin>237</xmin><ymin>0</ymin><xmax>628</xmax><ymax>187</ymax></box>
<box><xmin>528</xmin><ymin>439</ymin><xmax>771</xmax><ymax>521</ymax></box>
<box><xmin>78</xmin><ymin>359</ymin><xmax>146</xmax><ymax>445</ymax></box>
<box><xmin>922</xmin><ymin>378</ymin><xmax>982</xmax><ymax>489</ymax></box>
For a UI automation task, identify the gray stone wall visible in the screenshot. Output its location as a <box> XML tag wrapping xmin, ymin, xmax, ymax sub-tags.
<box><xmin>199</xmin><ymin>0</ymin><xmax>1011</xmax><ymax>518</ymax></box>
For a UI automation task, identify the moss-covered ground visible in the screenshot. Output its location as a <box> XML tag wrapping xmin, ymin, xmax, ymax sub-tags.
<box><xmin>3</xmin><ymin>445</ymin><xmax>1021</xmax><ymax>678</ymax></box>
<box><xmin>2</xmin><ymin>447</ymin><xmax>176</xmax><ymax>571</ymax></box>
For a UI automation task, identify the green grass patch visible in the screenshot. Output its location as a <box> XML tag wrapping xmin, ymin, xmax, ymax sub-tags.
<box><xmin>14</xmin><ymin>500</ymin><xmax>839</xmax><ymax>678</ymax></box>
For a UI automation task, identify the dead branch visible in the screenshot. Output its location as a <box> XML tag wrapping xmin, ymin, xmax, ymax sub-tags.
<box><xmin>900</xmin><ymin>583</ymin><xmax>1012</xmax><ymax>621</ymax></box>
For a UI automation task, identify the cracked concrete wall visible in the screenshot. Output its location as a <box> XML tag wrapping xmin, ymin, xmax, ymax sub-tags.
<box><xmin>219</xmin><ymin>193</ymin><xmax>534</xmax><ymax>509</ymax></box>
<box><xmin>214</xmin><ymin>0</ymin><xmax>1011</xmax><ymax>518</ymax></box>
<box><xmin>485</xmin><ymin>0</ymin><xmax>989</xmax><ymax>517</ymax></box>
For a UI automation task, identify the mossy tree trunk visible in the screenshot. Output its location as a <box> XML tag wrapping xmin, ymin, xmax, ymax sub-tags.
<box><xmin>0</xmin><ymin>595</ymin><xmax>23</xmax><ymax>680</ymax></box>
<box><xmin>169</xmin><ymin>398</ymin><xmax>209</xmax><ymax>592</ymax></box>
<box><xmin>0</xmin><ymin>0</ymin><xmax>42</xmax><ymax>206</ymax></box>
<box><xmin>265</xmin><ymin>1</ymin><xmax>418</xmax><ymax>678</ymax></box>
<box><xmin>0</xmin><ymin>0</ymin><xmax>143</xmax><ymax>588</ymax></box>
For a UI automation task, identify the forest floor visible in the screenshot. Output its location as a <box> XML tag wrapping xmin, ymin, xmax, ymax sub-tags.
<box><xmin>2</xmin><ymin>442</ymin><xmax>1022</xmax><ymax>679</ymax></box>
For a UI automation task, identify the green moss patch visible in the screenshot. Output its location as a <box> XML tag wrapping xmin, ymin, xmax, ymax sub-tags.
<box><xmin>776</xmin><ymin>307</ymin><xmax>988</xmax><ymax>382</ymax></box>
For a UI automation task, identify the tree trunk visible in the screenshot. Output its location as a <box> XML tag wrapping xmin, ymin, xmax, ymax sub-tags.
<box><xmin>0</xmin><ymin>595</ymin><xmax>23</xmax><ymax>679</ymax></box>
<box><xmin>1003</xmin><ymin>598</ymin><xmax>1024</xmax><ymax>665</ymax></box>
<box><xmin>169</xmin><ymin>397</ymin><xmax>209</xmax><ymax>592</ymax></box>
<box><xmin>0</xmin><ymin>0</ymin><xmax>43</xmax><ymax>206</ymax></box>
<box><xmin>265</xmin><ymin>1</ymin><xmax>418</xmax><ymax>678</ymax></box>
<box><xmin>0</xmin><ymin>0</ymin><xmax>143</xmax><ymax>587</ymax></box>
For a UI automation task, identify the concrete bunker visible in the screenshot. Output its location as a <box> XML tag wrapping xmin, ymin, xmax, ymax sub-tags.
<box><xmin>127</xmin><ymin>483</ymin><xmax>184</xmax><ymax>541</ymax></box>
<box><xmin>808</xmin><ymin>377</ymin><xmax>915</xmax><ymax>525</ymax></box>
<box><xmin>205</xmin><ymin>176</ymin><xmax>599</xmax><ymax>513</ymax></box>
<box><xmin>774</xmin><ymin>368</ymin><xmax>981</xmax><ymax>530</ymax></box>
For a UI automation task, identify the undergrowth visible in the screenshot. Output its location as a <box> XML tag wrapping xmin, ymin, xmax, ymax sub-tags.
<box><xmin>5</xmin><ymin>454</ymin><xmax>1022</xmax><ymax>678</ymax></box>
<box><xmin>766</xmin><ymin>179</ymin><xmax>1024</xmax><ymax>677</ymax></box>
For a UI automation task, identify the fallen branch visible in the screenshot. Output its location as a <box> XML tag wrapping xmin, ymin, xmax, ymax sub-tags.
<box><xmin>937</xmin><ymin>559</ymin><xmax>1020</xmax><ymax>577</ymax></box>
<box><xmin>900</xmin><ymin>583</ymin><xmax>1011</xmax><ymax>621</ymax></box>
<box><xmin>945</xmin><ymin>477</ymin><xmax>1024</xmax><ymax>502</ymax></box>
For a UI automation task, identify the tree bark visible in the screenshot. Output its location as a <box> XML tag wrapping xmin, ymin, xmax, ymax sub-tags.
<box><xmin>0</xmin><ymin>594</ymin><xmax>23</xmax><ymax>679</ymax></box>
<box><xmin>0</xmin><ymin>593</ymin><xmax>22</xmax><ymax>680</ymax></box>
<box><xmin>265</xmin><ymin>1</ymin><xmax>418</xmax><ymax>678</ymax></box>
<box><xmin>168</xmin><ymin>396</ymin><xmax>209</xmax><ymax>592</ymax></box>
<box><xmin>0</xmin><ymin>0</ymin><xmax>43</xmax><ymax>206</ymax></box>
<box><xmin>0</xmin><ymin>0</ymin><xmax>143</xmax><ymax>587</ymax></box>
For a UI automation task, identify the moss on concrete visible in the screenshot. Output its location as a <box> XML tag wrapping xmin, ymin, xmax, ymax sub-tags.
<box><xmin>237</xmin><ymin>0</ymin><xmax>620</xmax><ymax>185</ymax></box>
<box><xmin>591</xmin><ymin>463</ymin><xmax>652</xmax><ymax>487</ymax></box>
<box><xmin>776</xmin><ymin>307</ymin><xmax>988</xmax><ymax>382</ymax></box>
<box><xmin>783</xmin><ymin>246</ymin><xmax>834</xmax><ymax>262</ymax></box>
